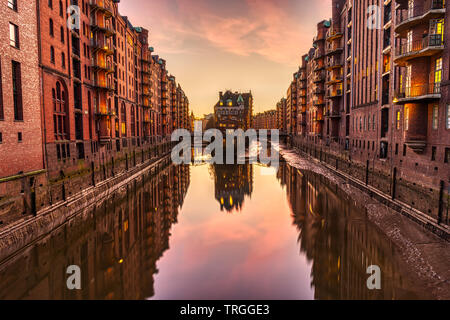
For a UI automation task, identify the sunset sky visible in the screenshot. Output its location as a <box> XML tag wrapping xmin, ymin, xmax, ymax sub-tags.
<box><xmin>119</xmin><ymin>0</ymin><xmax>331</xmax><ymax>117</ymax></box>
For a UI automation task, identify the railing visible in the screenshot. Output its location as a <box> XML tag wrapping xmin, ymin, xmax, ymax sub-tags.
<box><xmin>396</xmin><ymin>34</ymin><xmax>444</xmax><ymax>57</ymax></box>
<box><xmin>314</xmin><ymin>50</ymin><xmax>324</xmax><ymax>60</ymax></box>
<box><xmin>395</xmin><ymin>82</ymin><xmax>441</xmax><ymax>99</ymax></box>
<box><xmin>326</xmin><ymin>29</ymin><xmax>343</xmax><ymax>40</ymax></box>
<box><xmin>326</xmin><ymin>44</ymin><xmax>343</xmax><ymax>55</ymax></box>
<box><xmin>327</xmin><ymin>57</ymin><xmax>343</xmax><ymax>68</ymax></box>
<box><xmin>396</xmin><ymin>0</ymin><xmax>445</xmax><ymax>26</ymax></box>
<box><xmin>313</xmin><ymin>71</ymin><xmax>326</xmax><ymax>82</ymax></box>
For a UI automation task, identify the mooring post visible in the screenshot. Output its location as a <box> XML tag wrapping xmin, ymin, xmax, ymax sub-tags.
<box><xmin>438</xmin><ymin>180</ymin><xmax>444</xmax><ymax>224</ymax></box>
<box><xmin>392</xmin><ymin>167</ymin><xmax>397</xmax><ymax>200</ymax></box>
<box><xmin>365</xmin><ymin>160</ymin><xmax>370</xmax><ymax>185</ymax></box>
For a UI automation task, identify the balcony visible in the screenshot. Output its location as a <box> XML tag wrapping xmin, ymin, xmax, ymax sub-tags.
<box><xmin>326</xmin><ymin>89</ymin><xmax>343</xmax><ymax>99</ymax></box>
<box><xmin>313</xmin><ymin>50</ymin><xmax>325</xmax><ymax>61</ymax></box>
<box><xmin>395</xmin><ymin>0</ymin><xmax>446</xmax><ymax>35</ymax></box>
<box><xmin>313</xmin><ymin>99</ymin><xmax>325</xmax><ymax>107</ymax></box>
<box><xmin>91</xmin><ymin>40</ymin><xmax>114</xmax><ymax>55</ymax></box>
<box><xmin>326</xmin><ymin>75</ymin><xmax>343</xmax><ymax>85</ymax></box>
<box><xmin>142</xmin><ymin>90</ymin><xmax>153</xmax><ymax>98</ymax></box>
<box><xmin>92</xmin><ymin>60</ymin><xmax>114</xmax><ymax>73</ymax></box>
<box><xmin>313</xmin><ymin>72</ymin><xmax>326</xmax><ymax>83</ymax></box>
<box><xmin>93</xmin><ymin>80</ymin><xmax>115</xmax><ymax>92</ymax></box>
<box><xmin>314</xmin><ymin>63</ymin><xmax>325</xmax><ymax>72</ymax></box>
<box><xmin>394</xmin><ymin>82</ymin><xmax>441</xmax><ymax>104</ymax></box>
<box><xmin>90</xmin><ymin>22</ymin><xmax>114</xmax><ymax>37</ymax></box>
<box><xmin>326</xmin><ymin>45</ymin><xmax>344</xmax><ymax>56</ymax></box>
<box><xmin>313</xmin><ymin>86</ymin><xmax>325</xmax><ymax>95</ymax></box>
<box><xmin>314</xmin><ymin>113</ymin><xmax>324</xmax><ymax>122</ymax></box>
<box><xmin>326</xmin><ymin>110</ymin><xmax>341</xmax><ymax>118</ymax></box>
<box><xmin>90</xmin><ymin>0</ymin><xmax>114</xmax><ymax>18</ymax></box>
<box><xmin>326</xmin><ymin>29</ymin><xmax>343</xmax><ymax>42</ymax></box>
<box><xmin>95</xmin><ymin>105</ymin><xmax>115</xmax><ymax>117</ymax></box>
<box><xmin>313</xmin><ymin>33</ymin><xmax>325</xmax><ymax>44</ymax></box>
<box><xmin>395</xmin><ymin>34</ymin><xmax>444</xmax><ymax>65</ymax></box>
<box><xmin>327</xmin><ymin>57</ymin><xmax>343</xmax><ymax>70</ymax></box>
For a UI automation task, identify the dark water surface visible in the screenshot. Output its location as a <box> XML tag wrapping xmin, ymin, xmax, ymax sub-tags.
<box><xmin>0</xmin><ymin>161</ymin><xmax>426</xmax><ymax>300</ymax></box>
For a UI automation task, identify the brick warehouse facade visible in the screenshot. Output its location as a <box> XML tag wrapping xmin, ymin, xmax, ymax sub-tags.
<box><xmin>0</xmin><ymin>0</ymin><xmax>191</xmax><ymax>224</ymax></box>
<box><xmin>278</xmin><ymin>0</ymin><xmax>450</xmax><ymax>229</ymax></box>
<box><xmin>253</xmin><ymin>110</ymin><xmax>277</xmax><ymax>130</ymax></box>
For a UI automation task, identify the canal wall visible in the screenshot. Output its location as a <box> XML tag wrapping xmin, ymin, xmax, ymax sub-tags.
<box><xmin>0</xmin><ymin>141</ymin><xmax>175</xmax><ymax>225</ymax></box>
<box><xmin>0</xmin><ymin>142</ymin><xmax>176</xmax><ymax>262</ymax></box>
<box><xmin>287</xmin><ymin>138</ymin><xmax>450</xmax><ymax>240</ymax></box>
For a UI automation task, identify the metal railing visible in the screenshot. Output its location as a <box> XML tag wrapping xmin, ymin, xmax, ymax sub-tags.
<box><xmin>396</xmin><ymin>0</ymin><xmax>445</xmax><ymax>26</ymax></box>
<box><xmin>396</xmin><ymin>82</ymin><xmax>441</xmax><ymax>99</ymax></box>
<box><xmin>396</xmin><ymin>34</ymin><xmax>443</xmax><ymax>57</ymax></box>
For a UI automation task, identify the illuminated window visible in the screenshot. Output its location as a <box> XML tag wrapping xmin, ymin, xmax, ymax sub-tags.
<box><xmin>396</xmin><ymin>111</ymin><xmax>401</xmax><ymax>130</ymax></box>
<box><xmin>435</xmin><ymin>58</ymin><xmax>442</xmax><ymax>87</ymax></box>
<box><xmin>432</xmin><ymin>105</ymin><xmax>438</xmax><ymax>130</ymax></box>
<box><xmin>405</xmin><ymin>107</ymin><xmax>410</xmax><ymax>131</ymax></box>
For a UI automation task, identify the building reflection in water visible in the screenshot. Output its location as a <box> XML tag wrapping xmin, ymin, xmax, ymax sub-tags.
<box><xmin>0</xmin><ymin>161</ymin><xmax>426</xmax><ymax>300</ymax></box>
<box><xmin>277</xmin><ymin>162</ymin><xmax>421</xmax><ymax>300</ymax></box>
<box><xmin>211</xmin><ymin>164</ymin><xmax>253</xmax><ymax>213</ymax></box>
<box><xmin>0</xmin><ymin>163</ymin><xmax>190</xmax><ymax>300</ymax></box>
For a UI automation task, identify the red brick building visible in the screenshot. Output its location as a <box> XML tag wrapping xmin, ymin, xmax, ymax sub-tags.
<box><xmin>0</xmin><ymin>0</ymin><xmax>43</xmax><ymax>178</ymax></box>
<box><xmin>282</xmin><ymin>0</ymin><xmax>449</xmax><ymax>226</ymax></box>
<box><xmin>276</xmin><ymin>98</ymin><xmax>287</xmax><ymax>133</ymax></box>
<box><xmin>0</xmin><ymin>0</ymin><xmax>190</xmax><ymax>222</ymax></box>
<box><xmin>253</xmin><ymin>110</ymin><xmax>277</xmax><ymax>130</ymax></box>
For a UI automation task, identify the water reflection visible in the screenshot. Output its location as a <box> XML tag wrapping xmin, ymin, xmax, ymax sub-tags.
<box><xmin>277</xmin><ymin>162</ymin><xmax>422</xmax><ymax>299</ymax></box>
<box><xmin>0</xmin><ymin>163</ymin><xmax>190</xmax><ymax>300</ymax></box>
<box><xmin>212</xmin><ymin>164</ymin><xmax>253</xmax><ymax>213</ymax></box>
<box><xmin>0</xmin><ymin>161</ymin><xmax>428</xmax><ymax>300</ymax></box>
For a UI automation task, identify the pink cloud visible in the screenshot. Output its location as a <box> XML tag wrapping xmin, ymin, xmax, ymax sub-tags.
<box><xmin>123</xmin><ymin>0</ymin><xmax>331</xmax><ymax>66</ymax></box>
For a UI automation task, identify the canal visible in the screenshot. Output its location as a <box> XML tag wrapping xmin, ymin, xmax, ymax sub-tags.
<box><xmin>0</xmin><ymin>160</ymin><xmax>430</xmax><ymax>300</ymax></box>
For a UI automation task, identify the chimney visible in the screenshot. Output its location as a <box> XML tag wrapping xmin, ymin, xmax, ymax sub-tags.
<box><xmin>219</xmin><ymin>91</ymin><xmax>223</xmax><ymax>99</ymax></box>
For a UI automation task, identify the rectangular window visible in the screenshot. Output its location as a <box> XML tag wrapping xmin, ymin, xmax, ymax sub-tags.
<box><xmin>447</xmin><ymin>105</ymin><xmax>450</xmax><ymax>129</ymax></box>
<box><xmin>431</xmin><ymin>146</ymin><xmax>436</xmax><ymax>161</ymax></box>
<box><xmin>0</xmin><ymin>132</ymin><xmax>2</xmax><ymax>143</ymax></box>
<box><xmin>9</xmin><ymin>23</ymin><xmax>19</xmax><ymax>48</ymax></box>
<box><xmin>396</xmin><ymin>111</ymin><xmax>401</xmax><ymax>130</ymax></box>
<box><xmin>432</xmin><ymin>105</ymin><xmax>439</xmax><ymax>130</ymax></box>
<box><xmin>18</xmin><ymin>132</ymin><xmax>22</xmax><ymax>142</ymax></box>
<box><xmin>0</xmin><ymin>59</ymin><xmax>3</xmax><ymax>120</ymax></box>
<box><xmin>12</xmin><ymin>61</ymin><xmax>23</xmax><ymax>121</ymax></box>
<box><xmin>8</xmin><ymin>0</ymin><xmax>17</xmax><ymax>11</ymax></box>
<box><xmin>445</xmin><ymin>148</ymin><xmax>450</xmax><ymax>164</ymax></box>
<box><xmin>435</xmin><ymin>58</ymin><xmax>442</xmax><ymax>85</ymax></box>
<box><xmin>405</xmin><ymin>107</ymin><xmax>409</xmax><ymax>131</ymax></box>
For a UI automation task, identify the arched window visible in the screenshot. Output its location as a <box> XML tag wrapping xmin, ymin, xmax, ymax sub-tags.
<box><xmin>60</xmin><ymin>26</ymin><xmax>64</xmax><ymax>43</ymax></box>
<box><xmin>121</xmin><ymin>103</ymin><xmax>127</xmax><ymax>136</ymax></box>
<box><xmin>53</xmin><ymin>81</ymin><xmax>68</xmax><ymax>140</ymax></box>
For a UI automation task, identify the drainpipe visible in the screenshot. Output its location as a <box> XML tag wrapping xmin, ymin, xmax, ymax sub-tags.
<box><xmin>36</xmin><ymin>0</ymin><xmax>50</xmax><ymax>178</ymax></box>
